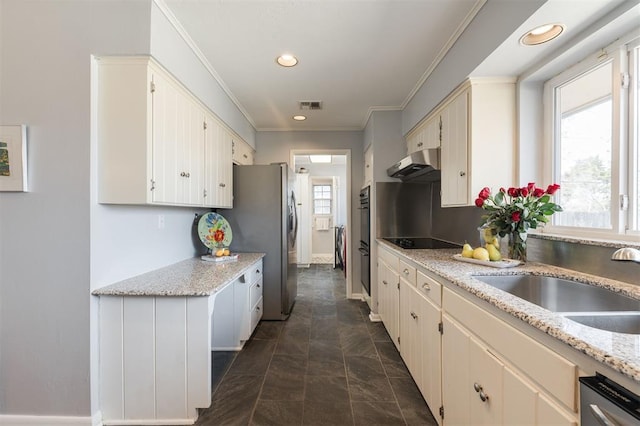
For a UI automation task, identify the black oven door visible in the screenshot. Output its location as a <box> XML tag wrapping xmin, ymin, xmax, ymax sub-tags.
<box><xmin>359</xmin><ymin>186</ymin><xmax>370</xmax><ymax>247</ymax></box>
<box><xmin>359</xmin><ymin>242</ymin><xmax>370</xmax><ymax>295</ymax></box>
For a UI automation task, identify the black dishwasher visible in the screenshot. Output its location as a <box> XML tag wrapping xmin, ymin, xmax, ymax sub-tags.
<box><xmin>579</xmin><ymin>373</ymin><xmax>640</xmax><ymax>425</ymax></box>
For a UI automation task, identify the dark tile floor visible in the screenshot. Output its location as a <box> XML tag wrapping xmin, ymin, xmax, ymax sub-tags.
<box><xmin>195</xmin><ymin>264</ymin><xmax>437</xmax><ymax>426</ymax></box>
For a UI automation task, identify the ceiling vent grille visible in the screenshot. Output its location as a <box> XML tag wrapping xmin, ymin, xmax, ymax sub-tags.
<box><xmin>299</xmin><ymin>101</ymin><xmax>323</xmax><ymax>110</ymax></box>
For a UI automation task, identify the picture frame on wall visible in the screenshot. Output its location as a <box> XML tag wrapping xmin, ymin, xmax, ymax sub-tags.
<box><xmin>0</xmin><ymin>125</ymin><xmax>28</xmax><ymax>192</ymax></box>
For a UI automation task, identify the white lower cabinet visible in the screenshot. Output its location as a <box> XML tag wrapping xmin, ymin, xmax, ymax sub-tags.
<box><xmin>377</xmin><ymin>243</ymin><xmax>579</xmax><ymax>426</ymax></box>
<box><xmin>212</xmin><ymin>259</ymin><xmax>263</xmax><ymax>350</ymax></box>
<box><xmin>378</xmin><ymin>247</ymin><xmax>400</xmax><ymax>350</ymax></box>
<box><xmin>441</xmin><ymin>288</ymin><xmax>578</xmax><ymax>425</ymax></box>
<box><xmin>98</xmin><ymin>259</ymin><xmax>263</xmax><ymax>425</ymax></box>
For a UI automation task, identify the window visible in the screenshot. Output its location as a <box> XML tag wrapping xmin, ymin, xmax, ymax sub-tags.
<box><xmin>313</xmin><ymin>184</ymin><xmax>331</xmax><ymax>215</ymax></box>
<box><xmin>544</xmin><ymin>34</ymin><xmax>640</xmax><ymax>238</ymax></box>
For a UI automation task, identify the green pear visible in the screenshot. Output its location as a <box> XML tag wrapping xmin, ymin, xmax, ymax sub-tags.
<box><xmin>485</xmin><ymin>243</ymin><xmax>502</xmax><ymax>261</ymax></box>
<box><xmin>472</xmin><ymin>247</ymin><xmax>490</xmax><ymax>261</ymax></box>
<box><xmin>461</xmin><ymin>243</ymin><xmax>474</xmax><ymax>258</ymax></box>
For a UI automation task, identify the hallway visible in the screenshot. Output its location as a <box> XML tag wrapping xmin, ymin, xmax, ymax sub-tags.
<box><xmin>195</xmin><ymin>264</ymin><xmax>437</xmax><ymax>425</ymax></box>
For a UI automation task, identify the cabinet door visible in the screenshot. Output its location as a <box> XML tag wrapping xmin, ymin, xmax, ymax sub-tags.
<box><xmin>151</xmin><ymin>71</ymin><xmax>204</xmax><ymax>206</ymax></box>
<box><xmin>424</xmin><ymin>115</ymin><xmax>441</xmax><ymax>149</ymax></box>
<box><xmin>537</xmin><ymin>393</ymin><xmax>577</xmax><ymax>426</ymax></box>
<box><xmin>183</xmin><ymin>102</ymin><xmax>204</xmax><ymax>205</ymax></box>
<box><xmin>469</xmin><ymin>336</ymin><xmax>504</xmax><ymax>425</ymax></box>
<box><xmin>503</xmin><ymin>366</ymin><xmax>537</xmax><ymax>426</ymax></box>
<box><xmin>203</xmin><ymin>115</ymin><xmax>220</xmax><ymax>207</ymax></box>
<box><xmin>378</xmin><ymin>258</ymin><xmax>400</xmax><ymax>349</ymax></box>
<box><xmin>216</xmin><ymin>129</ymin><xmax>233</xmax><ymax>207</ymax></box>
<box><xmin>441</xmin><ymin>88</ymin><xmax>469</xmax><ymax>206</ymax></box>
<box><xmin>151</xmin><ymin>70</ymin><xmax>182</xmax><ymax>204</ymax></box>
<box><xmin>419</xmin><ymin>293</ymin><xmax>442</xmax><ymax>423</ymax></box>
<box><xmin>399</xmin><ymin>280</ymin><xmax>421</xmax><ymax>387</ymax></box>
<box><xmin>442</xmin><ymin>315</ymin><xmax>471</xmax><ymax>425</ymax></box>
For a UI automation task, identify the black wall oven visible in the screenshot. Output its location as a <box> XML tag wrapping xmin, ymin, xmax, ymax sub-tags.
<box><xmin>359</xmin><ymin>186</ymin><xmax>370</xmax><ymax>295</ymax></box>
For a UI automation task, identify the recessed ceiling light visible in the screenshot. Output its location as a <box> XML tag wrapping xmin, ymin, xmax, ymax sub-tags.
<box><xmin>292</xmin><ymin>115</ymin><xmax>307</xmax><ymax>121</ymax></box>
<box><xmin>309</xmin><ymin>155</ymin><xmax>331</xmax><ymax>164</ymax></box>
<box><xmin>277</xmin><ymin>54</ymin><xmax>298</xmax><ymax>67</ymax></box>
<box><xmin>520</xmin><ymin>23</ymin><xmax>565</xmax><ymax>46</ymax></box>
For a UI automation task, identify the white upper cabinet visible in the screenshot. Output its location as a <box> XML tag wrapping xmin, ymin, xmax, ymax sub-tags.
<box><xmin>232</xmin><ymin>137</ymin><xmax>255</xmax><ymax>165</ymax></box>
<box><xmin>406</xmin><ymin>114</ymin><xmax>441</xmax><ymax>154</ymax></box>
<box><xmin>203</xmin><ymin>115</ymin><xmax>233</xmax><ymax>208</ymax></box>
<box><xmin>97</xmin><ymin>56</ymin><xmax>239</xmax><ymax>208</ymax></box>
<box><xmin>440</xmin><ymin>79</ymin><xmax>516</xmax><ymax>207</ymax></box>
<box><xmin>364</xmin><ymin>145</ymin><xmax>373</xmax><ymax>187</ymax></box>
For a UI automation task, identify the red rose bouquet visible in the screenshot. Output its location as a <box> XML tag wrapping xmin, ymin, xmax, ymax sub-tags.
<box><xmin>475</xmin><ymin>183</ymin><xmax>562</xmax><ymax>261</ymax></box>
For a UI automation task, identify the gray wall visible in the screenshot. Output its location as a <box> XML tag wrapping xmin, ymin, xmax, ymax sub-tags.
<box><xmin>402</xmin><ymin>0</ymin><xmax>546</xmax><ymax>134</ymax></box>
<box><xmin>256</xmin><ymin>131</ymin><xmax>363</xmax><ymax>296</ymax></box>
<box><xmin>0</xmin><ymin>0</ymin><xmax>256</xmax><ymax>417</ymax></box>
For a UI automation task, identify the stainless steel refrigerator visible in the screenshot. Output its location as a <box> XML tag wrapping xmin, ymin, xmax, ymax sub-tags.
<box><xmin>220</xmin><ymin>163</ymin><xmax>298</xmax><ymax>320</ymax></box>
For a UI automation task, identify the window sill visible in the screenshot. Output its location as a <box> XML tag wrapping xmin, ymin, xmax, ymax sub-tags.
<box><xmin>529</xmin><ymin>231</ymin><xmax>640</xmax><ymax>249</ymax></box>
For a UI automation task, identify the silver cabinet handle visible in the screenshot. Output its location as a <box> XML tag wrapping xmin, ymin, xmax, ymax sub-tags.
<box><xmin>417</xmin><ymin>142</ymin><xmax>423</xmax><ymax>147</ymax></box>
<box><xmin>257</xmin><ymin>284</ymin><xmax>260</xmax><ymax>288</ymax></box>
<box><xmin>589</xmin><ymin>404</ymin><xmax>616</xmax><ymax>426</ymax></box>
<box><xmin>473</xmin><ymin>383</ymin><xmax>489</xmax><ymax>402</ymax></box>
<box><xmin>383</xmin><ymin>280</ymin><xmax>388</xmax><ymax>285</ymax></box>
<box><xmin>180</xmin><ymin>171</ymin><xmax>186</xmax><ymax>177</ymax></box>
<box><xmin>422</xmin><ymin>283</ymin><xmax>431</xmax><ymax>291</ymax></box>
<box><xmin>256</xmin><ymin>269</ymin><xmax>261</xmax><ymax>274</ymax></box>
<box><xmin>256</xmin><ymin>306</ymin><xmax>260</xmax><ymax>311</ymax></box>
<box><xmin>403</xmin><ymin>269</ymin><xmax>409</xmax><ymax>275</ymax></box>
<box><xmin>459</xmin><ymin>171</ymin><xmax>466</xmax><ymax>177</ymax></box>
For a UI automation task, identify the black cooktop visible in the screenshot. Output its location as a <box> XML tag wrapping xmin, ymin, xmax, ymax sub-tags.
<box><xmin>383</xmin><ymin>237</ymin><xmax>461</xmax><ymax>250</ymax></box>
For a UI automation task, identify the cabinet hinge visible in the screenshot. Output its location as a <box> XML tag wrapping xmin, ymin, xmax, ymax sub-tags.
<box><xmin>150</xmin><ymin>179</ymin><xmax>156</xmax><ymax>191</ymax></box>
<box><xmin>150</xmin><ymin>81</ymin><xmax>155</xmax><ymax>93</ymax></box>
<box><xmin>438</xmin><ymin>322</ymin><xmax>443</xmax><ymax>334</ymax></box>
<box><xmin>203</xmin><ymin>189</ymin><xmax>207</xmax><ymax>198</ymax></box>
<box><xmin>397</xmin><ymin>282</ymin><xmax>400</xmax><ymax>290</ymax></box>
<box><xmin>621</xmin><ymin>72</ymin><xmax>630</xmax><ymax>89</ymax></box>
<box><xmin>439</xmin><ymin>406</ymin><xmax>444</xmax><ymax>419</ymax></box>
<box><xmin>203</xmin><ymin>121</ymin><xmax>207</xmax><ymax>130</ymax></box>
<box><xmin>397</xmin><ymin>336</ymin><xmax>400</xmax><ymax>344</ymax></box>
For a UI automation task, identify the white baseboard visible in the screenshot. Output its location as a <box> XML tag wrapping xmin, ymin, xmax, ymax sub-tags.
<box><xmin>0</xmin><ymin>415</ymin><xmax>93</xmax><ymax>425</ymax></box>
<box><xmin>297</xmin><ymin>263</ymin><xmax>310</xmax><ymax>268</ymax></box>
<box><xmin>369</xmin><ymin>312</ymin><xmax>382</xmax><ymax>322</ymax></box>
<box><xmin>349</xmin><ymin>292</ymin><xmax>364</xmax><ymax>301</ymax></box>
<box><xmin>102</xmin><ymin>420</ymin><xmax>194</xmax><ymax>425</ymax></box>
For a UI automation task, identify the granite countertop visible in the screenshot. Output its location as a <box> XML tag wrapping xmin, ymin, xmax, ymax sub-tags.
<box><xmin>92</xmin><ymin>253</ymin><xmax>265</xmax><ymax>296</ymax></box>
<box><xmin>377</xmin><ymin>239</ymin><xmax>640</xmax><ymax>382</ymax></box>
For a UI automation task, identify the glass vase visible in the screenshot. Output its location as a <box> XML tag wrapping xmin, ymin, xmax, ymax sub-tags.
<box><xmin>508</xmin><ymin>233</ymin><xmax>527</xmax><ymax>262</ymax></box>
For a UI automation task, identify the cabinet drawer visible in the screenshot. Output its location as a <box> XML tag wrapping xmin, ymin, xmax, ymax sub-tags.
<box><xmin>399</xmin><ymin>260</ymin><xmax>416</xmax><ymax>286</ymax></box>
<box><xmin>444</xmin><ymin>287</ymin><xmax>577</xmax><ymax>412</ymax></box>
<box><xmin>250</xmin><ymin>277</ymin><xmax>263</xmax><ymax>308</ymax></box>
<box><xmin>251</xmin><ymin>298</ymin><xmax>263</xmax><ymax>332</ymax></box>
<box><xmin>379</xmin><ymin>246</ymin><xmax>399</xmax><ymax>271</ymax></box>
<box><xmin>242</xmin><ymin>260</ymin><xmax>263</xmax><ymax>285</ymax></box>
<box><xmin>417</xmin><ymin>270</ymin><xmax>442</xmax><ymax>307</ymax></box>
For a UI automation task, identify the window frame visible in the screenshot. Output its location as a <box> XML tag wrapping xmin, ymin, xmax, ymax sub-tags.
<box><xmin>312</xmin><ymin>183</ymin><xmax>332</xmax><ymax>215</ymax></box>
<box><xmin>542</xmin><ymin>32</ymin><xmax>640</xmax><ymax>240</ymax></box>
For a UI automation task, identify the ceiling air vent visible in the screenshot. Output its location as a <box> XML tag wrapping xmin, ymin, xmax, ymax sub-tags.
<box><xmin>299</xmin><ymin>101</ymin><xmax>323</xmax><ymax>110</ymax></box>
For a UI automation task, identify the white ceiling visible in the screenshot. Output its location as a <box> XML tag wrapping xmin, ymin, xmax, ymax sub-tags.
<box><xmin>162</xmin><ymin>0</ymin><xmax>484</xmax><ymax>131</ymax></box>
<box><xmin>161</xmin><ymin>0</ymin><xmax>633</xmax><ymax>132</ymax></box>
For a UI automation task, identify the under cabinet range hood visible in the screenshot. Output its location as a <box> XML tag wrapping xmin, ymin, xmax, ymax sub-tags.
<box><xmin>387</xmin><ymin>148</ymin><xmax>440</xmax><ymax>182</ymax></box>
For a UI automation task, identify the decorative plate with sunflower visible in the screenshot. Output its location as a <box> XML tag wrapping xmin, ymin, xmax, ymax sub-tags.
<box><xmin>197</xmin><ymin>212</ymin><xmax>233</xmax><ymax>249</ymax></box>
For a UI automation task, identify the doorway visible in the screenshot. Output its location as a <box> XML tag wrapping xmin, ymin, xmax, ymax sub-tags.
<box><xmin>291</xmin><ymin>150</ymin><xmax>351</xmax><ymax>295</ymax></box>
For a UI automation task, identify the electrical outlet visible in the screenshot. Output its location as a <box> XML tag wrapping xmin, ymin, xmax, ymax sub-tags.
<box><xmin>158</xmin><ymin>215</ymin><xmax>165</xmax><ymax>229</ymax></box>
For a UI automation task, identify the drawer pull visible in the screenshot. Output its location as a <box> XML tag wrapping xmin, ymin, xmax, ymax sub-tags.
<box><xmin>257</xmin><ymin>283</ymin><xmax>260</xmax><ymax>288</ymax></box>
<box><xmin>410</xmin><ymin>311</ymin><xmax>418</xmax><ymax>320</ymax></box>
<box><xmin>383</xmin><ymin>280</ymin><xmax>388</xmax><ymax>285</ymax></box>
<box><xmin>256</xmin><ymin>269</ymin><xmax>261</xmax><ymax>274</ymax></box>
<box><xmin>422</xmin><ymin>283</ymin><xmax>431</xmax><ymax>291</ymax></box>
<box><xmin>256</xmin><ymin>306</ymin><xmax>260</xmax><ymax>311</ymax></box>
<box><xmin>403</xmin><ymin>269</ymin><xmax>409</xmax><ymax>275</ymax></box>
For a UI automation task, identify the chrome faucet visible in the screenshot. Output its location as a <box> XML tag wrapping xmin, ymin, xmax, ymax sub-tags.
<box><xmin>611</xmin><ymin>247</ymin><xmax>640</xmax><ymax>264</ymax></box>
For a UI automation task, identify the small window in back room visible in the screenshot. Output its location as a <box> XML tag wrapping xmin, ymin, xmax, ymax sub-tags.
<box><xmin>313</xmin><ymin>184</ymin><xmax>331</xmax><ymax>215</ymax></box>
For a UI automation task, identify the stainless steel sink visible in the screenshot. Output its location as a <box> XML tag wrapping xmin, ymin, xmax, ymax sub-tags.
<box><xmin>472</xmin><ymin>275</ymin><xmax>640</xmax><ymax>313</ymax></box>
<box><xmin>563</xmin><ymin>313</ymin><xmax>640</xmax><ymax>334</ymax></box>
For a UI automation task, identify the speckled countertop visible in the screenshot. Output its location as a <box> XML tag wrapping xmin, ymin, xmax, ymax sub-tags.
<box><xmin>377</xmin><ymin>239</ymin><xmax>640</xmax><ymax>382</ymax></box>
<box><xmin>92</xmin><ymin>253</ymin><xmax>265</xmax><ymax>296</ymax></box>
